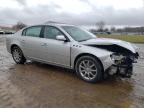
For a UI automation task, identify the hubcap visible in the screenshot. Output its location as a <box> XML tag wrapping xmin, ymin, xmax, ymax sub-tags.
<box><xmin>13</xmin><ymin>48</ymin><xmax>22</xmax><ymax>62</ymax></box>
<box><xmin>79</xmin><ymin>60</ymin><xmax>97</xmax><ymax>80</ymax></box>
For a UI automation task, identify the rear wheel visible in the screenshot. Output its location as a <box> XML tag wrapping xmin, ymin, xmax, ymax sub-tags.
<box><xmin>12</xmin><ymin>46</ymin><xmax>26</xmax><ymax>64</ymax></box>
<box><xmin>75</xmin><ymin>56</ymin><xmax>103</xmax><ymax>83</ymax></box>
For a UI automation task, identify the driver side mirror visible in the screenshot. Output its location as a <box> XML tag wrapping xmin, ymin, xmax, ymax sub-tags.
<box><xmin>56</xmin><ymin>35</ymin><xmax>67</xmax><ymax>41</ymax></box>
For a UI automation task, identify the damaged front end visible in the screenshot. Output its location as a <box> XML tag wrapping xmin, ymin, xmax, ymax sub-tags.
<box><xmin>89</xmin><ymin>44</ymin><xmax>139</xmax><ymax>78</ymax></box>
<box><xmin>81</xmin><ymin>38</ymin><xmax>139</xmax><ymax>78</ymax></box>
<box><xmin>108</xmin><ymin>52</ymin><xmax>138</xmax><ymax>78</ymax></box>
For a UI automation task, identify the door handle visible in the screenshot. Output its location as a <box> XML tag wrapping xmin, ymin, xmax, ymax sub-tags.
<box><xmin>21</xmin><ymin>40</ymin><xmax>25</xmax><ymax>44</ymax></box>
<box><xmin>41</xmin><ymin>43</ymin><xmax>48</xmax><ymax>46</ymax></box>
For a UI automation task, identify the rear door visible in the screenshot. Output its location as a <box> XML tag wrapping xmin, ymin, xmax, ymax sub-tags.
<box><xmin>21</xmin><ymin>26</ymin><xmax>44</xmax><ymax>60</ymax></box>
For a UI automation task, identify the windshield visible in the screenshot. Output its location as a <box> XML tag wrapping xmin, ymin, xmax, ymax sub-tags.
<box><xmin>62</xmin><ymin>26</ymin><xmax>96</xmax><ymax>42</ymax></box>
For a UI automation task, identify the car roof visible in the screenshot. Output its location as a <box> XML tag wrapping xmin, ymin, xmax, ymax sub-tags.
<box><xmin>21</xmin><ymin>22</ymin><xmax>77</xmax><ymax>31</ymax></box>
<box><xmin>28</xmin><ymin>22</ymin><xmax>75</xmax><ymax>27</ymax></box>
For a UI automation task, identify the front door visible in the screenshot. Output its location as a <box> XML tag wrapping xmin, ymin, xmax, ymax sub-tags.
<box><xmin>41</xmin><ymin>26</ymin><xmax>71</xmax><ymax>67</ymax></box>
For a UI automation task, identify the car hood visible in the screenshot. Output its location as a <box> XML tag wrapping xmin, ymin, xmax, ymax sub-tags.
<box><xmin>80</xmin><ymin>38</ymin><xmax>136</xmax><ymax>53</ymax></box>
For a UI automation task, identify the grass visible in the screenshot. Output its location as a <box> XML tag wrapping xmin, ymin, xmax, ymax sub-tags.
<box><xmin>97</xmin><ymin>35</ymin><xmax>144</xmax><ymax>43</ymax></box>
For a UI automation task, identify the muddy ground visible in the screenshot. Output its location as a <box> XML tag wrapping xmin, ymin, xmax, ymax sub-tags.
<box><xmin>0</xmin><ymin>36</ymin><xmax>144</xmax><ymax>108</ymax></box>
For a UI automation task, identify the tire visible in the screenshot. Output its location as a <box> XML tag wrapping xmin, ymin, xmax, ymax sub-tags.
<box><xmin>11</xmin><ymin>46</ymin><xmax>26</xmax><ymax>64</ymax></box>
<box><xmin>75</xmin><ymin>56</ymin><xmax>103</xmax><ymax>83</ymax></box>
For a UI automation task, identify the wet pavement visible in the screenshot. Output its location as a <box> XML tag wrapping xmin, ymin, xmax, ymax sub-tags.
<box><xmin>0</xmin><ymin>36</ymin><xmax>144</xmax><ymax>108</ymax></box>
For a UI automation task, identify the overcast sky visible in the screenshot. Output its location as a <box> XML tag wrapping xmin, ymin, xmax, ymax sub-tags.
<box><xmin>0</xmin><ymin>0</ymin><xmax>144</xmax><ymax>26</ymax></box>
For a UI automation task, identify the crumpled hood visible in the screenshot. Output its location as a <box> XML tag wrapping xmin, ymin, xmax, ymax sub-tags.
<box><xmin>81</xmin><ymin>38</ymin><xmax>136</xmax><ymax>53</ymax></box>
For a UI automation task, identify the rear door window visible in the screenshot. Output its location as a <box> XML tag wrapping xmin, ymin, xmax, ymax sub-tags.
<box><xmin>23</xmin><ymin>26</ymin><xmax>42</xmax><ymax>37</ymax></box>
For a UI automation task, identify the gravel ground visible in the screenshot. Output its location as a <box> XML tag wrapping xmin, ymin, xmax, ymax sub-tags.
<box><xmin>0</xmin><ymin>36</ymin><xmax>144</xmax><ymax>108</ymax></box>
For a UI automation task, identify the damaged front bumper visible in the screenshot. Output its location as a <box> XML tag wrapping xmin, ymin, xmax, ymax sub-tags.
<box><xmin>107</xmin><ymin>64</ymin><xmax>133</xmax><ymax>78</ymax></box>
<box><xmin>106</xmin><ymin>52</ymin><xmax>139</xmax><ymax>78</ymax></box>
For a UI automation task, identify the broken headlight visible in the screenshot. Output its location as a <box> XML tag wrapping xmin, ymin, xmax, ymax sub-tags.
<box><xmin>110</xmin><ymin>53</ymin><xmax>124</xmax><ymax>61</ymax></box>
<box><xmin>110</xmin><ymin>53</ymin><xmax>125</xmax><ymax>65</ymax></box>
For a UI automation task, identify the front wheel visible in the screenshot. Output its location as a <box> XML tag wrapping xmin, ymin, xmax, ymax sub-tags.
<box><xmin>12</xmin><ymin>46</ymin><xmax>26</xmax><ymax>64</ymax></box>
<box><xmin>75</xmin><ymin>56</ymin><xmax>103</xmax><ymax>83</ymax></box>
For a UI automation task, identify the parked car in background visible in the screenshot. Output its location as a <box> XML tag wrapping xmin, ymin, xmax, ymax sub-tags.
<box><xmin>6</xmin><ymin>23</ymin><xmax>139</xmax><ymax>83</ymax></box>
<box><xmin>5</xmin><ymin>31</ymin><xmax>14</xmax><ymax>34</ymax></box>
<box><xmin>90</xmin><ymin>30</ymin><xmax>111</xmax><ymax>35</ymax></box>
<box><xmin>0</xmin><ymin>31</ymin><xmax>4</xmax><ymax>34</ymax></box>
<box><xmin>0</xmin><ymin>31</ymin><xmax>14</xmax><ymax>35</ymax></box>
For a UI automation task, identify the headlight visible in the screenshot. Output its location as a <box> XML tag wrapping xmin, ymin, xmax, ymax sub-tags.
<box><xmin>110</xmin><ymin>54</ymin><xmax>124</xmax><ymax>61</ymax></box>
<box><xmin>110</xmin><ymin>54</ymin><xmax>124</xmax><ymax>65</ymax></box>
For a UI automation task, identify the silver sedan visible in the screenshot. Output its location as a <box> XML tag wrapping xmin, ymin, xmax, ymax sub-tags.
<box><xmin>6</xmin><ymin>23</ymin><xmax>139</xmax><ymax>83</ymax></box>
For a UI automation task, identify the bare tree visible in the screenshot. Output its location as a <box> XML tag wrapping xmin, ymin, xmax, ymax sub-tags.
<box><xmin>110</xmin><ymin>26</ymin><xmax>116</xmax><ymax>32</ymax></box>
<box><xmin>12</xmin><ymin>21</ymin><xmax>27</xmax><ymax>31</ymax></box>
<box><xmin>96</xmin><ymin>21</ymin><xmax>105</xmax><ymax>32</ymax></box>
